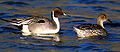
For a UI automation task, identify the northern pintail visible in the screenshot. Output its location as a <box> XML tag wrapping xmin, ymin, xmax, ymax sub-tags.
<box><xmin>0</xmin><ymin>7</ymin><xmax>68</xmax><ymax>41</ymax></box>
<box><xmin>73</xmin><ymin>13</ymin><xmax>112</xmax><ymax>38</ymax></box>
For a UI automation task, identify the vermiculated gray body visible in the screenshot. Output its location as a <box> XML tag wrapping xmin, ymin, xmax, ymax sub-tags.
<box><xmin>28</xmin><ymin>16</ymin><xmax>57</xmax><ymax>34</ymax></box>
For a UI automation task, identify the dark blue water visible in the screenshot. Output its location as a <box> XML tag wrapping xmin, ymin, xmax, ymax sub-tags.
<box><xmin>0</xmin><ymin>0</ymin><xmax>120</xmax><ymax>52</ymax></box>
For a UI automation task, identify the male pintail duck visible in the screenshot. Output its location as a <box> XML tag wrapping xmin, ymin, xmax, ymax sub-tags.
<box><xmin>0</xmin><ymin>7</ymin><xmax>69</xmax><ymax>41</ymax></box>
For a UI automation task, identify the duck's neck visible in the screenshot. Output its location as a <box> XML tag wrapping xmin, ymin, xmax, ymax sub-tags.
<box><xmin>52</xmin><ymin>11</ymin><xmax>60</xmax><ymax>31</ymax></box>
<box><xmin>97</xmin><ymin>19</ymin><xmax>104</xmax><ymax>28</ymax></box>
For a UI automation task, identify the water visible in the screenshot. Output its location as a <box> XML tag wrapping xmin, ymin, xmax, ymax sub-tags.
<box><xmin>0</xmin><ymin>0</ymin><xmax>120</xmax><ymax>52</ymax></box>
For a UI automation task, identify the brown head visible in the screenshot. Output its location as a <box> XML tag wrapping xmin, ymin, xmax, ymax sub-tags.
<box><xmin>97</xmin><ymin>13</ymin><xmax>112</xmax><ymax>23</ymax></box>
<box><xmin>97</xmin><ymin>13</ymin><xmax>107</xmax><ymax>22</ymax></box>
<box><xmin>97</xmin><ymin>13</ymin><xmax>112</xmax><ymax>28</ymax></box>
<box><xmin>52</xmin><ymin>7</ymin><xmax>67</xmax><ymax>17</ymax></box>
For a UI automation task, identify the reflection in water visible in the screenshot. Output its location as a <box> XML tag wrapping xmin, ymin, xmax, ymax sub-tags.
<box><xmin>26</xmin><ymin>33</ymin><xmax>60</xmax><ymax>42</ymax></box>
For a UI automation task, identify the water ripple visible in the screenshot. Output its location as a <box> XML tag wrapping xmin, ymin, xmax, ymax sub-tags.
<box><xmin>70</xmin><ymin>0</ymin><xmax>120</xmax><ymax>5</ymax></box>
<box><xmin>0</xmin><ymin>1</ymin><xmax>29</xmax><ymax>7</ymax></box>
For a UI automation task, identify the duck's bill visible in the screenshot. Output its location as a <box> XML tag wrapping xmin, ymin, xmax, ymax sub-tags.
<box><xmin>107</xmin><ymin>19</ymin><xmax>112</xmax><ymax>23</ymax></box>
<box><xmin>63</xmin><ymin>13</ymin><xmax>71</xmax><ymax>17</ymax></box>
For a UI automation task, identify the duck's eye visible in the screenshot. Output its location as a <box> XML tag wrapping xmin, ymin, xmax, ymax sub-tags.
<box><xmin>37</xmin><ymin>20</ymin><xmax>45</xmax><ymax>23</ymax></box>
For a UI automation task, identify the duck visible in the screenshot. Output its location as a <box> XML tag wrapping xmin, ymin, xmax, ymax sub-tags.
<box><xmin>0</xmin><ymin>7</ymin><xmax>68</xmax><ymax>41</ymax></box>
<box><xmin>73</xmin><ymin>13</ymin><xmax>112</xmax><ymax>38</ymax></box>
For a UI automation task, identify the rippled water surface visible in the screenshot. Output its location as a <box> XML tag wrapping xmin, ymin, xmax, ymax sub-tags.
<box><xmin>0</xmin><ymin>0</ymin><xmax>120</xmax><ymax>52</ymax></box>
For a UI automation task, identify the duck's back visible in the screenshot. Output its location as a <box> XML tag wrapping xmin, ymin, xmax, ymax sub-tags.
<box><xmin>28</xmin><ymin>16</ymin><xmax>57</xmax><ymax>33</ymax></box>
<box><xmin>74</xmin><ymin>24</ymin><xmax>107</xmax><ymax>38</ymax></box>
